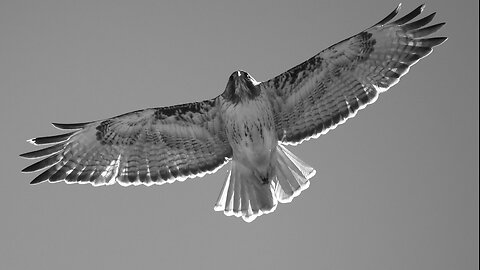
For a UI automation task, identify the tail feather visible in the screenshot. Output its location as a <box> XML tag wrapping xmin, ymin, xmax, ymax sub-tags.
<box><xmin>214</xmin><ymin>145</ymin><xmax>316</xmax><ymax>222</ymax></box>
<box><xmin>214</xmin><ymin>161</ymin><xmax>277</xmax><ymax>222</ymax></box>
<box><xmin>273</xmin><ymin>145</ymin><xmax>316</xmax><ymax>203</ymax></box>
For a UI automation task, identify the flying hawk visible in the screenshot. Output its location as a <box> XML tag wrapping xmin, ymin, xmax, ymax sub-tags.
<box><xmin>21</xmin><ymin>4</ymin><xmax>446</xmax><ymax>222</ymax></box>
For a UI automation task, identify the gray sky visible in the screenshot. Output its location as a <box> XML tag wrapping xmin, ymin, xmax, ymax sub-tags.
<box><xmin>1</xmin><ymin>0</ymin><xmax>478</xmax><ymax>269</ymax></box>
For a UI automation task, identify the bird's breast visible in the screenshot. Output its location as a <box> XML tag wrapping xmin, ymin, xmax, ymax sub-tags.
<box><xmin>221</xmin><ymin>96</ymin><xmax>277</xmax><ymax>168</ymax></box>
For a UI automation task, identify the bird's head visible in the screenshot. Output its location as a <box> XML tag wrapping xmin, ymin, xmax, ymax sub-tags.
<box><xmin>222</xmin><ymin>70</ymin><xmax>260</xmax><ymax>103</ymax></box>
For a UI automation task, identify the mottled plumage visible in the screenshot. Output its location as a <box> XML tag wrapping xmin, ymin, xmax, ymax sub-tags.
<box><xmin>21</xmin><ymin>4</ymin><xmax>446</xmax><ymax>222</ymax></box>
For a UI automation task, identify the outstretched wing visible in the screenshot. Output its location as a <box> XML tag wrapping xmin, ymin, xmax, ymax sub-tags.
<box><xmin>261</xmin><ymin>4</ymin><xmax>447</xmax><ymax>145</ymax></box>
<box><xmin>21</xmin><ymin>98</ymin><xmax>232</xmax><ymax>186</ymax></box>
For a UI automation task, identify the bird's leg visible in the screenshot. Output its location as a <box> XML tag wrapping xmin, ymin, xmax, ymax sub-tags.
<box><xmin>260</xmin><ymin>176</ymin><xmax>269</xmax><ymax>185</ymax></box>
<box><xmin>253</xmin><ymin>163</ymin><xmax>275</xmax><ymax>185</ymax></box>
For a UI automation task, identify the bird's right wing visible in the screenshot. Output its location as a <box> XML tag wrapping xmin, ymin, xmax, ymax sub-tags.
<box><xmin>260</xmin><ymin>4</ymin><xmax>446</xmax><ymax>145</ymax></box>
<box><xmin>21</xmin><ymin>98</ymin><xmax>232</xmax><ymax>186</ymax></box>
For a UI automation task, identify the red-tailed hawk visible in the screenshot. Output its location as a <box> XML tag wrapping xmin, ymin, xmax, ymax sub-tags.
<box><xmin>21</xmin><ymin>4</ymin><xmax>446</xmax><ymax>222</ymax></box>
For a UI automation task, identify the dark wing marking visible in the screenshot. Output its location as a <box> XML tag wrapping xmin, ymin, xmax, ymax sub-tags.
<box><xmin>21</xmin><ymin>98</ymin><xmax>232</xmax><ymax>186</ymax></box>
<box><xmin>260</xmin><ymin>4</ymin><xmax>447</xmax><ymax>145</ymax></box>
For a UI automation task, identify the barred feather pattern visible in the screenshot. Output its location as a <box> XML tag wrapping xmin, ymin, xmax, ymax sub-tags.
<box><xmin>261</xmin><ymin>4</ymin><xmax>447</xmax><ymax>145</ymax></box>
<box><xmin>21</xmin><ymin>98</ymin><xmax>232</xmax><ymax>186</ymax></box>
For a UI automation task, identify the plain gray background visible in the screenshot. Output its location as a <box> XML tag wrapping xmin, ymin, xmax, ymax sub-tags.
<box><xmin>1</xmin><ymin>0</ymin><xmax>478</xmax><ymax>269</ymax></box>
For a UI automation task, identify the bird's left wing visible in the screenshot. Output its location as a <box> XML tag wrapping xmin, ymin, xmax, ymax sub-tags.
<box><xmin>260</xmin><ymin>4</ymin><xmax>446</xmax><ymax>145</ymax></box>
<box><xmin>21</xmin><ymin>98</ymin><xmax>232</xmax><ymax>186</ymax></box>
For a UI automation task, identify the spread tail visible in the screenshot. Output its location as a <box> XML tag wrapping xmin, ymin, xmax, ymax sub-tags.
<box><xmin>214</xmin><ymin>144</ymin><xmax>316</xmax><ymax>222</ymax></box>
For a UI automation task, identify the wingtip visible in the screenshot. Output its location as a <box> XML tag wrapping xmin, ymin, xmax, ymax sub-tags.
<box><xmin>27</xmin><ymin>132</ymin><xmax>74</xmax><ymax>145</ymax></box>
<box><xmin>21</xmin><ymin>165</ymin><xmax>36</xmax><ymax>173</ymax></box>
<box><xmin>19</xmin><ymin>152</ymin><xmax>30</xmax><ymax>158</ymax></box>
<box><xmin>391</xmin><ymin>3</ymin><xmax>430</xmax><ymax>25</ymax></box>
<box><xmin>396</xmin><ymin>3</ymin><xmax>402</xmax><ymax>11</ymax></box>
<box><xmin>374</xmin><ymin>4</ymin><xmax>403</xmax><ymax>26</ymax></box>
<box><xmin>419</xmin><ymin>3</ymin><xmax>426</xmax><ymax>12</ymax></box>
<box><xmin>393</xmin><ymin>3</ymin><xmax>402</xmax><ymax>16</ymax></box>
<box><xmin>26</xmin><ymin>138</ymin><xmax>37</xmax><ymax>145</ymax></box>
<box><xmin>434</xmin><ymin>36</ymin><xmax>448</xmax><ymax>46</ymax></box>
<box><xmin>21</xmin><ymin>165</ymin><xmax>35</xmax><ymax>173</ymax></box>
<box><xmin>30</xmin><ymin>179</ymin><xmax>44</xmax><ymax>185</ymax></box>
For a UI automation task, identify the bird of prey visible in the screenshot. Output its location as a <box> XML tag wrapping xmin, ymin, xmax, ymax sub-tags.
<box><xmin>21</xmin><ymin>4</ymin><xmax>446</xmax><ymax>222</ymax></box>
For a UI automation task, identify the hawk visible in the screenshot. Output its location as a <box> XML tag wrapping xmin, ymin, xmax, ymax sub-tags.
<box><xmin>21</xmin><ymin>4</ymin><xmax>446</xmax><ymax>222</ymax></box>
